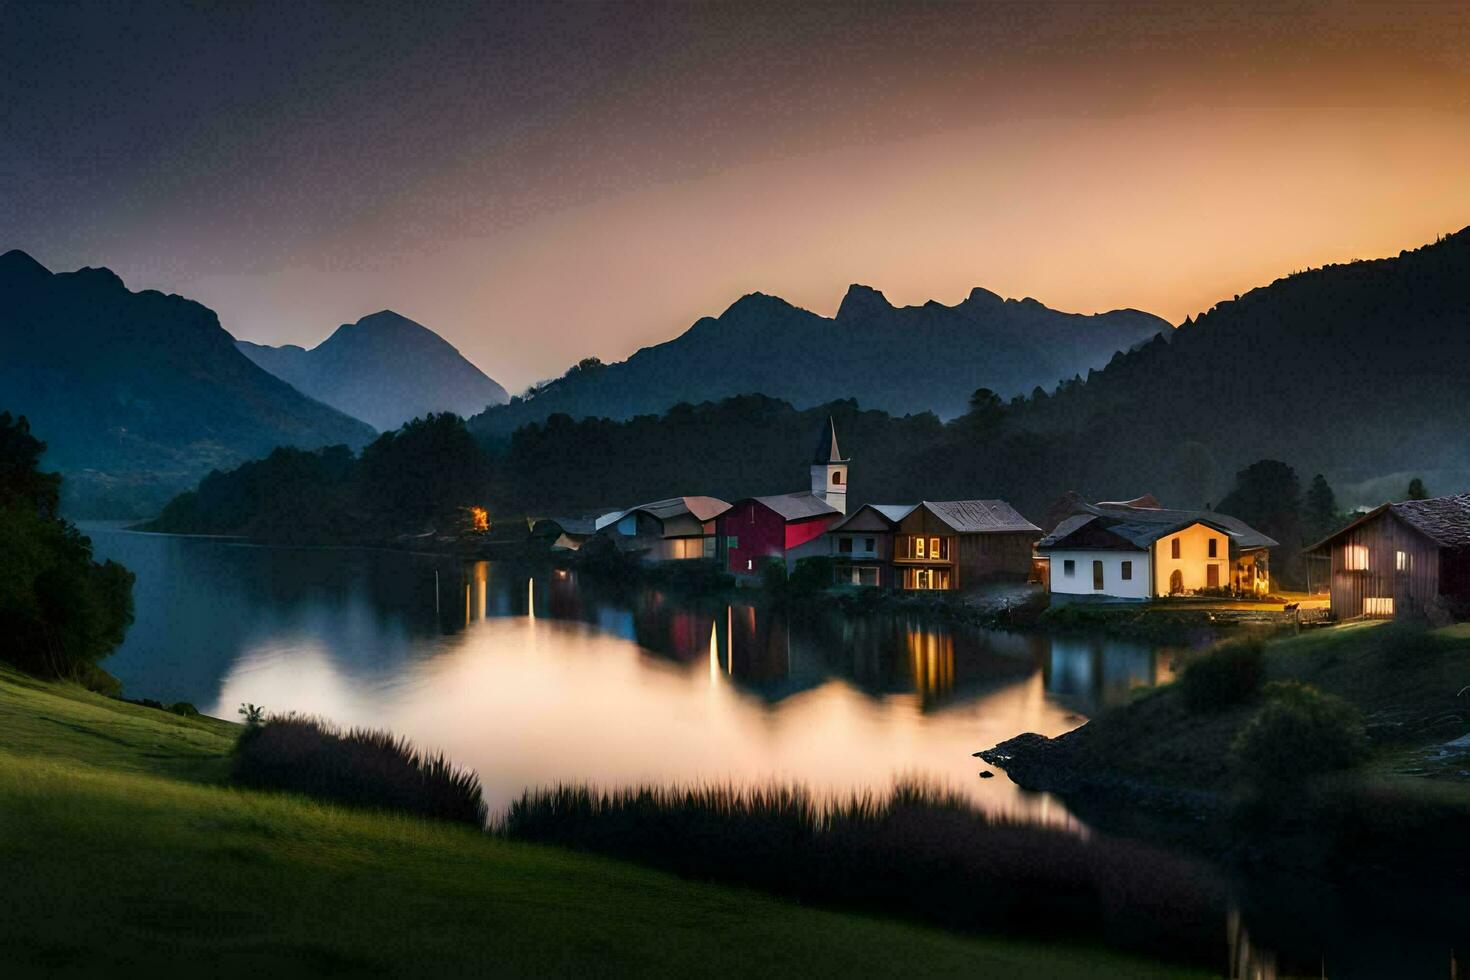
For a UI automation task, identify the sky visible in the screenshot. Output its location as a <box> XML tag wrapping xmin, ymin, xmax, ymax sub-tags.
<box><xmin>4</xmin><ymin>1</ymin><xmax>1470</xmax><ymax>393</ymax></box>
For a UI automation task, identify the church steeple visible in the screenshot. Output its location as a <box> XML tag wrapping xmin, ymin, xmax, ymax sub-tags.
<box><xmin>810</xmin><ymin>416</ymin><xmax>849</xmax><ymax>514</ymax></box>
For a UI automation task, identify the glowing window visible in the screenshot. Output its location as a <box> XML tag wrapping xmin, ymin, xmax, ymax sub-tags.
<box><xmin>915</xmin><ymin>537</ymin><xmax>926</xmax><ymax>559</ymax></box>
<box><xmin>1396</xmin><ymin>550</ymin><xmax>1410</xmax><ymax>572</ymax></box>
<box><xmin>1364</xmin><ymin>597</ymin><xmax>1394</xmax><ymax>617</ymax></box>
<box><xmin>1345</xmin><ymin>544</ymin><xmax>1369</xmax><ymax>571</ymax></box>
<box><xmin>930</xmin><ymin>537</ymin><xmax>941</xmax><ymax>559</ymax></box>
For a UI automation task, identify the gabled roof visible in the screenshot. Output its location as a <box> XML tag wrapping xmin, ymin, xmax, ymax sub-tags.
<box><xmin>829</xmin><ymin>503</ymin><xmax>915</xmax><ymax>532</ymax></box>
<box><xmin>1304</xmin><ymin>493</ymin><xmax>1470</xmax><ymax>552</ymax></box>
<box><xmin>533</xmin><ymin>516</ymin><xmax>597</xmax><ymax>537</ymax></box>
<box><xmin>1038</xmin><ymin>502</ymin><xmax>1278</xmax><ymax>552</ymax></box>
<box><xmin>919</xmin><ymin>500</ymin><xmax>1041</xmax><ymax>535</ymax></box>
<box><xmin>751</xmin><ymin>491</ymin><xmax>841</xmax><ymax>521</ymax></box>
<box><xmin>608</xmin><ymin>496</ymin><xmax>731</xmax><ymax>526</ymax></box>
<box><xmin>1081</xmin><ymin>501</ymin><xmax>1277</xmax><ymax>550</ymax></box>
<box><xmin>812</xmin><ymin>416</ymin><xmax>849</xmax><ymax>464</ymax></box>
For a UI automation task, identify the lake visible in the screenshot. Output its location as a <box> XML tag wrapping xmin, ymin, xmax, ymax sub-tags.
<box><xmin>81</xmin><ymin>524</ymin><xmax>1470</xmax><ymax>975</ymax></box>
<box><xmin>85</xmin><ymin>524</ymin><xmax>1178</xmax><ymax>817</ymax></box>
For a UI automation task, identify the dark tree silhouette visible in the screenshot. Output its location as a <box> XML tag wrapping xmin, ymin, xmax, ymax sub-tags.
<box><xmin>1407</xmin><ymin>477</ymin><xmax>1429</xmax><ymax>501</ymax></box>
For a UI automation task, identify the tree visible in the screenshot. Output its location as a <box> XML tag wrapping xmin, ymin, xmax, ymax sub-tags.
<box><xmin>1407</xmin><ymin>477</ymin><xmax>1429</xmax><ymax>500</ymax></box>
<box><xmin>1217</xmin><ymin>459</ymin><xmax>1304</xmax><ymax>588</ymax></box>
<box><xmin>0</xmin><ymin>413</ymin><xmax>135</xmax><ymax>682</ymax></box>
<box><xmin>963</xmin><ymin>387</ymin><xmax>1005</xmax><ymax>435</ymax></box>
<box><xmin>1301</xmin><ymin>474</ymin><xmax>1341</xmax><ymax>542</ymax></box>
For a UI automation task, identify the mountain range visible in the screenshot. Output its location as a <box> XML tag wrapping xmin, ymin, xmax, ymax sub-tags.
<box><xmin>236</xmin><ymin>311</ymin><xmax>507</xmax><ymax>432</ymax></box>
<box><xmin>0</xmin><ymin>250</ymin><xmax>376</xmax><ymax>516</ymax></box>
<box><xmin>468</xmin><ymin>286</ymin><xmax>1169</xmax><ymax>440</ymax></box>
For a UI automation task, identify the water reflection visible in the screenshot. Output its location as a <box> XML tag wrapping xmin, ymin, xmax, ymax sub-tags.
<box><xmin>87</xmin><ymin>533</ymin><xmax>1177</xmax><ymax>820</ymax></box>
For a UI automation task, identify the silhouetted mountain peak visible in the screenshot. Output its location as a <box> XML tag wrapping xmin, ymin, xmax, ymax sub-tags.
<box><xmin>835</xmin><ymin>283</ymin><xmax>893</xmax><ymax>321</ymax></box>
<box><xmin>0</xmin><ymin>249</ymin><xmax>51</xmax><ymax>287</ymax></box>
<box><xmin>960</xmin><ymin>286</ymin><xmax>1004</xmax><ymax>310</ymax></box>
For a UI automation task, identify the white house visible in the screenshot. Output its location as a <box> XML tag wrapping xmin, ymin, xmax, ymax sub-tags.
<box><xmin>1037</xmin><ymin>497</ymin><xmax>1276</xmax><ymax>602</ymax></box>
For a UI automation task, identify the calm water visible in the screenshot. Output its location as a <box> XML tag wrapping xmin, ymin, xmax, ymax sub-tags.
<box><xmin>80</xmin><ymin>524</ymin><xmax>1470</xmax><ymax>975</ymax></box>
<box><xmin>85</xmin><ymin>524</ymin><xmax>1178</xmax><ymax>816</ymax></box>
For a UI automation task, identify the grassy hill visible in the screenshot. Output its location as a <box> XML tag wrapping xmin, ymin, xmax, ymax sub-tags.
<box><xmin>0</xmin><ymin>666</ymin><xmax>1196</xmax><ymax>977</ymax></box>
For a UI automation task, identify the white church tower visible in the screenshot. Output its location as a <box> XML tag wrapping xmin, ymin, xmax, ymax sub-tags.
<box><xmin>810</xmin><ymin>416</ymin><xmax>850</xmax><ymax>515</ymax></box>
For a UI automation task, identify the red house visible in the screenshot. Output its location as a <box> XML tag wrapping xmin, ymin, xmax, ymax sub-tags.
<box><xmin>717</xmin><ymin>417</ymin><xmax>848</xmax><ymax>575</ymax></box>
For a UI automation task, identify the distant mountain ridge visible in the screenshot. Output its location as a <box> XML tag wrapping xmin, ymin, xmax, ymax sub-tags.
<box><xmin>237</xmin><ymin>311</ymin><xmax>507</xmax><ymax>432</ymax></box>
<box><xmin>0</xmin><ymin>249</ymin><xmax>376</xmax><ymax>517</ymax></box>
<box><xmin>1009</xmin><ymin>225</ymin><xmax>1470</xmax><ymax>507</ymax></box>
<box><xmin>468</xmin><ymin>285</ymin><xmax>1169</xmax><ymax>439</ymax></box>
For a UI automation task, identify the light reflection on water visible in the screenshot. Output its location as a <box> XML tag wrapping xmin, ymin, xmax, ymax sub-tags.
<box><xmin>86</xmin><ymin>532</ymin><xmax>1179</xmax><ymax>817</ymax></box>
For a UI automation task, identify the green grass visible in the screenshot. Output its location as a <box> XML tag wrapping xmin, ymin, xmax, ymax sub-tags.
<box><xmin>0</xmin><ymin>666</ymin><xmax>1200</xmax><ymax>977</ymax></box>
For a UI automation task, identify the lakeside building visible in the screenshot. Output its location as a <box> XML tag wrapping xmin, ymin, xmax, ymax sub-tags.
<box><xmin>1037</xmin><ymin>495</ymin><xmax>1276</xmax><ymax>602</ymax></box>
<box><xmin>829</xmin><ymin>501</ymin><xmax>1041</xmax><ymax>590</ymax></box>
<box><xmin>597</xmin><ymin>496</ymin><xmax>731</xmax><ymax>561</ymax></box>
<box><xmin>1304</xmin><ymin>493</ymin><xmax>1470</xmax><ymax>620</ymax></box>
<box><xmin>716</xmin><ymin>417</ymin><xmax>848</xmax><ymax>575</ymax></box>
<box><xmin>528</xmin><ymin>516</ymin><xmax>599</xmax><ymax>552</ymax></box>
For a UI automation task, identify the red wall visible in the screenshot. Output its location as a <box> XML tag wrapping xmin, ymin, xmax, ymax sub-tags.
<box><xmin>784</xmin><ymin>515</ymin><xmax>835</xmax><ymax>550</ymax></box>
<box><xmin>719</xmin><ymin>500</ymin><xmax>789</xmax><ymax>573</ymax></box>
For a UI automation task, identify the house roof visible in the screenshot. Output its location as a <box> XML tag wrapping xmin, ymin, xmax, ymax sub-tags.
<box><xmin>1304</xmin><ymin>493</ymin><xmax>1470</xmax><ymax>552</ymax></box>
<box><xmin>1038</xmin><ymin>502</ymin><xmax>1278</xmax><ymax>552</ymax></box>
<box><xmin>751</xmin><ymin>491</ymin><xmax>841</xmax><ymax>521</ymax></box>
<box><xmin>920</xmin><ymin>500</ymin><xmax>1041</xmax><ymax>535</ymax></box>
<box><xmin>533</xmin><ymin>516</ymin><xmax>597</xmax><ymax>537</ymax></box>
<box><xmin>609</xmin><ymin>496</ymin><xmax>731</xmax><ymax>526</ymax></box>
<box><xmin>812</xmin><ymin>416</ymin><xmax>849</xmax><ymax>464</ymax></box>
<box><xmin>829</xmin><ymin>503</ymin><xmax>915</xmax><ymax>532</ymax></box>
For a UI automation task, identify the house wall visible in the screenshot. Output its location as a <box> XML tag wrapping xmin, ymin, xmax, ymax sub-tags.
<box><xmin>1049</xmin><ymin>549</ymin><xmax>1151</xmax><ymax>600</ymax></box>
<box><xmin>717</xmin><ymin>501</ymin><xmax>788</xmax><ymax>574</ymax></box>
<box><xmin>1152</xmin><ymin>523</ymin><xmax>1231</xmax><ymax>596</ymax></box>
<box><xmin>955</xmin><ymin>531</ymin><xmax>1040</xmax><ymax>582</ymax></box>
<box><xmin>1327</xmin><ymin>512</ymin><xmax>1441</xmax><ymax>619</ymax></box>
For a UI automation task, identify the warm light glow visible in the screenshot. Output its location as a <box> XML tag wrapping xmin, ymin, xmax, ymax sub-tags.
<box><xmin>469</xmin><ymin>507</ymin><xmax>490</xmax><ymax>533</ymax></box>
<box><xmin>1345</xmin><ymin>544</ymin><xmax>1369</xmax><ymax>571</ymax></box>
<box><xmin>1365</xmin><ymin>597</ymin><xmax>1394</xmax><ymax>617</ymax></box>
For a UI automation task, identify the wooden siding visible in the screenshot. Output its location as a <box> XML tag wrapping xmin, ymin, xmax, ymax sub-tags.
<box><xmin>1326</xmin><ymin>511</ymin><xmax>1441</xmax><ymax>619</ymax></box>
<box><xmin>956</xmin><ymin>530</ymin><xmax>1039</xmax><ymax>582</ymax></box>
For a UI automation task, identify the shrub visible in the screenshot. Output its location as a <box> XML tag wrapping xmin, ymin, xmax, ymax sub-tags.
<box><xmin>1230</xmin><ymin>681</ymin><xmax>1368</xmax><ymax>785</ymax></box>
<box><xmin>499</xmin><ymin>779</ymin><xmax>1226</xmax><ymax>964</ymax></box>
<box><xmin>169</xmin><ymin>701</ymin><xmax>200</xmax><ymax>717</ymax></box>
<box><xmin>1180</xmin><ymin>638</ymin><xmax>1265</xmax><ymax>711</ymax></box>
<box><xmin>232</xmin><ymin>716</ymin><xmax>487</xmax><ymax>826</ymax></box>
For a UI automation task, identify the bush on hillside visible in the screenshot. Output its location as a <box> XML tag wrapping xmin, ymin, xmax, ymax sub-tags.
<box><xmin>1180</xmin><ymin>638</ymin><xmax>1265</xmax><ymax>712</ymax></box>
<box><xmin>500</xmin><ymin>779</ymin><xmax>1226</xmax><ymax>963</ymax></box>
<box><xmin>1230</xmin><ymin>681</ymin><xmax>1368</xmax><ymax>785</ymax></box>
<box><xmin>232</xmin><ymin>716</ymin><xmax>487</xmax><ymax>827</ymax></box>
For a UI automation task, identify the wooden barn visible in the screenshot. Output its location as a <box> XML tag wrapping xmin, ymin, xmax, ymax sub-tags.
<box><xmin>1304</xmin><ymin>493</ymin><xmax>1470</xmax><ymax>620</ymax></box>
<box><xmin>891</xmin><ymin>500</ymin><xmax>1041</xmax><ymax>590</ymax></box>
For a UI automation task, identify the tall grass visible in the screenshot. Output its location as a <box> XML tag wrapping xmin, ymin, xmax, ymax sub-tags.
<box><xmin>232</xmin><ymin>716</ymin><xmax>487</xmax><ymax>826</ymax></box>
<box><xmin>499</xmin><ymin>778</ymin><xmax>1226</xmax><ymax>963</ymax></box>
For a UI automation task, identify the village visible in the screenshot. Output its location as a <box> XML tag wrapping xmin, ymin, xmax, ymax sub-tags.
<box><xmin>527</xmin><ymin>417</ymin><xmax>1470</xmax><ymax>624</ymax></box>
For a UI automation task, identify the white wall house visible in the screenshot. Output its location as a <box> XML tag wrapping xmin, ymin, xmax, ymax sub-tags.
<box><xmin>1047</xmin><ymin>548</ymin><xmax>1151</xmax><ymax>601</ymax></box>
<box><xmin>1037</xmin><ymin>497</ymin><xmax>1277</xmax><ymax>603</ymax></box>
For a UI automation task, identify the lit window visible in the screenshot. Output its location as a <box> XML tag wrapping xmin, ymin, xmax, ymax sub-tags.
<box><xmin>746</xmin><ymin>560</ymin><xmax>753</xmax><ymax>571</ymax></box>
<box><xmin>1345</xmin><ymin>544</ymin><xmax>1369</xmax><ymax>571</ymax></box>
<box><xmin>1364</xmin><ymin>597</ymin><xmax>1394</xmax><ymax>617</ymax></box>
<box><xmin>1063</xmin><ymin>559</ymin><xmax>1075</xmax><ymax>576</ymax></box>
<box><xmin>1396</xmin><ymin>550</ymin><xmax>1410</xmax><ymax>572</ymax></box>
<box><xmin>1121</xmin><ymin>560</ymin><xmax>1132</xmax><ymax>581</ymax></box>
<box><xmin>930</xmin><ymin>537</ymin><xmax>941</xmax><ymax>559</ymax></box>
<box><xmin>915</xmin><ymin>537</ymin><xmax>926</xmax><ymax>559</ymax></box>
<box><xmin>1171</xmin><ymin>538</ymin><xmax>1181</xmax><ymax>560</ymax></box>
